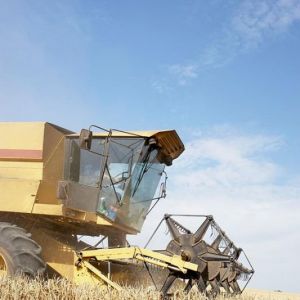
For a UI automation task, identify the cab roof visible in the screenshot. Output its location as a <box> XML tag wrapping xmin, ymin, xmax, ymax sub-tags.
<box><xmin>68</xmin><ymin>129</ymin><xmax>185</xmax><ymax>162</ymax></box>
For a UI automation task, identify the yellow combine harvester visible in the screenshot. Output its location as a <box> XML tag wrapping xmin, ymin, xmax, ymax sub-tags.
<box><xmin>0</xmin><ymin>122</ymin><xmax>253</xmax><ymax>297</ymax></box>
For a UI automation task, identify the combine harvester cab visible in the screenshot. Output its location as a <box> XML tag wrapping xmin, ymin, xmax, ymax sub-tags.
<box><xmin>0</xmin><ymin>122</ymin><xmax>253</xmax><ymax>298</ymax></box>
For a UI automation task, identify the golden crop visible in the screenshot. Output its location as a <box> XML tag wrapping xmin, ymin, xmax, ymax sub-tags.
<box><xmin>0</xmin><ymin>276</ymin><xmax>298</xmax><ymax>300</ymax></box>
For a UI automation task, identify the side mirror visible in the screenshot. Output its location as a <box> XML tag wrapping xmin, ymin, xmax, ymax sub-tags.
<box><xmin>79</xmin><ymin>129</ymin><xmax>92</xmax><ymax>150</ymax></box>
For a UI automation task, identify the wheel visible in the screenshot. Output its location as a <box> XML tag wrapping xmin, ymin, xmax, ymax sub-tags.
<box><xmin>0</xmin><ymin>222</ymin><xmax>46</xmax><ymax>276</ymax></box>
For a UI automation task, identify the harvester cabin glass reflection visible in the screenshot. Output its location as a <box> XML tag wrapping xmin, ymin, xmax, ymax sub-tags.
<box><xmin>64</xmin><ymin>135</ymin><xmax>165</xmax><ymax>230</ymax></box>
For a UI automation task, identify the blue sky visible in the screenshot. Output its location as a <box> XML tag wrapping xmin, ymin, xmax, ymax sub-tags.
<box><xmin>1</xmin><ymin>0</ymin><xmax>300</xmax><ymax>293</ymax></box>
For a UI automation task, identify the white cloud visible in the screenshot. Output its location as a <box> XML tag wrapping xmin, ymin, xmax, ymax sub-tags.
<box><xmin>168</xmin><ymin>64</ymin><xmax>199</xmax><ymax>86</ymax></box>
<box><xmin>207</xmin><ymin>0</ymin><xmax>300</xmax><ymax>65</ymax></box>
<box><xmin>151</xmin><ymin>79</ymin><xmax>172</xmax><ymax>94</ymax></box>
<box><xmin>232</xmin><ymin>0</ymin><xmax>300</xmax><ymax>48</ymax></box>
<box><xmin>175</xmin><ymin>133</ymin><xmax>282</xmax><ymax>185</ymax></box>
<box><xmin>129</xmin><ymin>127</ymin><xmax>300</xmax><ymax>292</ymax></box>
<box><xmin>158</xmin><ymin>0</ymin><xmax>300</xmax><ymax>89</ymax></box>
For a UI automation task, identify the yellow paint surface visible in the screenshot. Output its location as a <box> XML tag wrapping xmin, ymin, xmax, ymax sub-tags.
<box><xmin>32</xmin><ymin>203</ymin><xmax>63</xmax><ymax>215</ymax></box>
<box><xmin>0</xmin><ymin>178</ymin><xmax>39</xmax><ymax>212</ymax></box>
<box><xmin>0</xmin><ymin>122</ymin><xmax>45</xmax><ymax>150</ymax></box>
<box><xmin>0</xmin><ymin>161</ymin><xmax>43</xmax><ymax>180</ymax></box>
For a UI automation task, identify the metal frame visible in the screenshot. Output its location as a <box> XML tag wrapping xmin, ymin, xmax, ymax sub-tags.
<box><xmin>75</xmin><ymin>246</ymin><xmax>199</xmax><ymax>290</ymax></box>
<box><xmin>144</xmin><ymin>214</ymin><xmax>254</xmax><ymax>295</ymax></box>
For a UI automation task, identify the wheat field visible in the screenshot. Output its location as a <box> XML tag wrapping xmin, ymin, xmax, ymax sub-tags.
<box><xmin>0</xmin><ymin>276</ymin><xmax>299</xmax><ymax>300</ymax></box>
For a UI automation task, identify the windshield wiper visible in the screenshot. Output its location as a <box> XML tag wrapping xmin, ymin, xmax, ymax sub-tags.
<box><xmin>131</xmin><ymin>149</ymin><xmax>152</xmax><ymax>197</ymax></box>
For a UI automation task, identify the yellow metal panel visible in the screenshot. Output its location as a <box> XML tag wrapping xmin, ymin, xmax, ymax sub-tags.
<box><xmin>95</xmin><ymin>215</ymin><xmax>138</xmax><ymax>234</ymax></box>
<box><xmin>73</xmin><ymin>265</ymin><xmax>107</xmax><ymax>286</ymax></box>
<box><xmin>0</xmin><ymin>178</ymin><xmax>39</xmax><ymax>212</ymax></box>
<box><xmin>94</xmin><ymin>215</ymin><xmax>114</xmax><ymax>225</ymax></box>
<box><xmin>0</xmin><ymin>122</ymin><xmax>45</xmax><ymax>150</ymax></box>
<box><xmin>0</xmin><ymin>161</ymin><xmax>43</xmax><ymax>180</ymax></box>
<box><xmin>36</xmin><ymin>123</ymin><xmax>67</xmax><ymax>205</ymax></box>
<box><xmin>43</xmin><ymin>123</ymin><xmax>67</xmax><ymax>172</ymax></box>
<box><xmin>81</xmin><ymin>247</ymin><xmax>198</xmax><ymax>272</ymax></box>
<box><xmin>81</xmin><ymin>247</ymin><xmax>136</xmax><ymax>259</ymax></box>
<box><xmin>81</xmin><ymin>261</ymin><xmax>122</xmax><ymax>290</ymax></box>
<box><xmin>31</xmin><ymin>228</ymin><xmax>78</xmax><ymax>281</ymax></box>
<box><xmin>32</xmin><ymin>203</ymin><xmax>63</xmax><ymax>215</ymax></box>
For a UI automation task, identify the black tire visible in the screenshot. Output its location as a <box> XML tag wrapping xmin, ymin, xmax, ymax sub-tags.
<box><xmin>0</xmin><ymin>222</ymin><xmax>46</xmax><ymax>276</ymax></box>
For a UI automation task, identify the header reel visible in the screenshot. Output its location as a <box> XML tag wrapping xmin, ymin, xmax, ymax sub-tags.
<box><xmin>74</xmin><ymin>214</ymin><xmax>254</xmax><ymax>299</ymax></box>
<box><xmin>146</xmin><ymin>214</ymin><xmax>254</xmax><ymax>298</ymax></box>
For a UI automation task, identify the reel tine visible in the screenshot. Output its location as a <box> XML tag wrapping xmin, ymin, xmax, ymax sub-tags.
<box><xmin>200</xmin><ymin>252</ymin><xmax>231</xmax><ymax>262</ymax></box>
<box><xmin>160</xmin><ymin>273</ymin><xmax>177</xmax><ymax>297</ymax></box>
<box><xmin>184</xmin><ymin>276</ymin><xmax>207</xmax><ymax>294</ymax></box>
<box><xmin>184</xmin><ymin>278</ymin><xmax>193</xmax><ymax>293</ymax></box>
<box><xmin>196</xmin><ymin>275</ymin><xmax>207</xmax><ymax>293</ymax></box>
<box><xmin>194</xmin><ymin>216</ymin><xmax>213</xmax><ymax>243</ymax></box>
<box><xmin>211</xmin><ymin>234</ymin><xmax>223</xmax><ymax>250</ymax></box>
<box><xmin>209</xmin><ymin>278</ymin><xmax>220</xmax><ymax>295</ymax></box>
<box><xmin>229</xmin><ymin>280</ymin><xmax>241</xmax><ymax>294</ymax></box>
<box><xmin>221</xmin><ymin>280</ymin><xmax>231</xmax><ymax>293</ymax></box>
<box><xmin>165</xmin><ymin>216</ymin><xmax>184</xmax><ymax>241</ymax></box>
